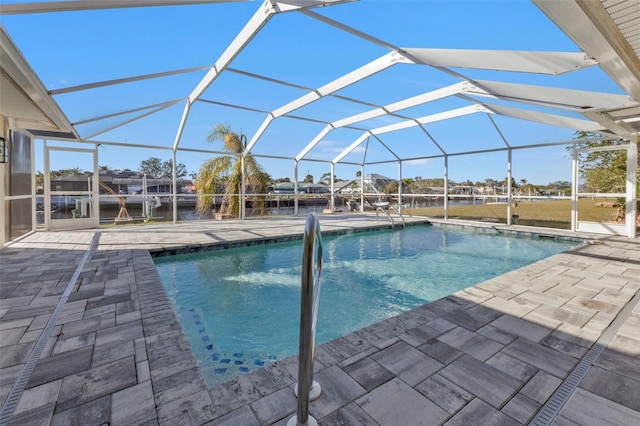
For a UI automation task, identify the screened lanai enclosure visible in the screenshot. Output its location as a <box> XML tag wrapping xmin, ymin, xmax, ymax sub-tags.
<box><xmin>1</xmin><ymin>0</ymin><xmax>639</xmax><ymax>245</ymax></box>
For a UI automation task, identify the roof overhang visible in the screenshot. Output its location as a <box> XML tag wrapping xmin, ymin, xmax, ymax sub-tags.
<box><xmin>534</xmin><ymin>0</ymin><xmax>640</xmax><ymax>105</ymax></box>
<box><xmin>1</xmin><ymin>0</ymin><xmax>639</xmax><ymax>161</ymax></box>
<box><xmin>0</xmin><ymin>26</ymin><xmax>77</xmax><ymax>138</ymax></box>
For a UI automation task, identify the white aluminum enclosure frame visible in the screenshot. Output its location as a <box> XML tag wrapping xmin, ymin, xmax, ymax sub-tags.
<box><xmin>572</xmin><ymin>141</ymin><xmax>638</xmax><ymax>238</ymax></box>
<box><xmin>1</xmin><ymin>0</ymin><xmax>640</xmax><ymax>241</ymax></box>
<box><xmin>44</xmin><ymin>144</ymin><xmax>99</xmax><ymax>231</ymax></box>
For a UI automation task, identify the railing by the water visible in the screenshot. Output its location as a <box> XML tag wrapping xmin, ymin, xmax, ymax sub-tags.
<box><xmin>288</xmin><ymin>213</ymin><xmax>324</xmax><ymax>426</ymax></box>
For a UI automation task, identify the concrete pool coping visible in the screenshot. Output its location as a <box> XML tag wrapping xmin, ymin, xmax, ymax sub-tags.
<box><xmin>1</xmin><ymin>214</ymin><xmax>639</xmax><ymax>425</ymax></box>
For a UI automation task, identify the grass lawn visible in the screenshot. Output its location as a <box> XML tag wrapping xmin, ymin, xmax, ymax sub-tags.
<box><xmin>404</xmin><ymin>198</ymin><xmax>631</xmax><ymax>229</ymax></box>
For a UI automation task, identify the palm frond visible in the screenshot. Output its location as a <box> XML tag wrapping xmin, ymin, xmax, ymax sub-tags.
<box><xmin>194</xmin><ymin>156</ymin><xmax>232</xmax><ymax>214</ymax></box>
<box><xmin>196</xmin><ymin>123</ymin><xmax>271</xmax><ymax>217</ymax></box>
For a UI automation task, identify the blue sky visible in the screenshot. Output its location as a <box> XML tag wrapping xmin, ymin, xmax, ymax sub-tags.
<box><xmin>2</xmin><ymin>0</ymin><xmax>626</xmax><ymax>186</ymax></box>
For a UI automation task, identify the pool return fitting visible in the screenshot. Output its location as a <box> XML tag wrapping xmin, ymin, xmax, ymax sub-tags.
<box><xmin>288</xmin><ymin>213</ymin><xmax>324</xmax><ymax>426</ymax></box>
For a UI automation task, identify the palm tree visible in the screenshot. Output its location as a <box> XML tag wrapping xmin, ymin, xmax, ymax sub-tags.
<box><xmin>195</xmin><ymin>124</ymin><xmax>269</xmax><ymax>217</ymax></box>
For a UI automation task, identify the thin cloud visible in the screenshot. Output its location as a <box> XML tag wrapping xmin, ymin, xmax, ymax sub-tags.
<box><xmin>404</xmin><ymin>158</ymin><xmax>432</xmax><ymax>166</ymax></box>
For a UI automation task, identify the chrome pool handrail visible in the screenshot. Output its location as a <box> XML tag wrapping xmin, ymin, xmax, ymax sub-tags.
<box><xmin>376</xmin><ymin>206</ymin><xmax>395</xmax><ymax>229</ymax></box>
<box><xmin>289</xmin><ymin>213</ymin><xmax>324</xmax><ymax>426</ymax></box>
<box><xmin>388</xmin><ymin>205</ymin><xmax>406</xmax><ymax>228</ymax></box>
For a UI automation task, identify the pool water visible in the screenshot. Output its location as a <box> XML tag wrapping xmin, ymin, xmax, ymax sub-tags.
<box><xmin>155</xmin><ymin>226</ymin><xmax>576</xmax><ymax>386</ymax></box>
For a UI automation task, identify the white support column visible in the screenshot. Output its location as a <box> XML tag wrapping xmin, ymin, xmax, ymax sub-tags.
<box><xmin>330</xmin><ymin>163</ymin><xmax>335</xmax><ymax>212</ymax></box>
<box><xmin>241</xmin><ymin>154</ymin><xmax>246</xmax><ymax>220</ymax></box>
<box><xmin>0</xmin><ymin>119</ymin><xmax>6</xmax><ymax>246</ymax></box>
<box><xmin>507</xmin><ymin>149</ymin><xmax>512</xmax><ymax>225</ymax></box>
<box><xmin>93</xmin><ymin>147</ymin><xmax>99</xmax><ymax>228</ymax></box>
<box><xmin>360</xmin><ymin>165</ymin><xmax>365</xmax><ymax>213</ymax></box>
<box><xmin>170</xmin><ymin>147</ymin><xmax>178</xmax><ymax>223</ymax></box>
<box><xmin>444</xmin><ymin>155</ymin><xmax>449</xmax><ymax>220</ymax></box>
<box><xmin>251</xmin><ymin>52</ymin><xmax>401</xmax><ymax>156</ymax></box>
<box><xmin>294</xmin><ymin>160</ymin><xmax>299</xmax><ymax>216</ymax></box>
<box><xmin>571</xmin><ymin>145</ymin><xmax>578</xmax><ymax>232</ymax></box>
<box><xmin>172</xmin><ymin>101</ymin><xmax>191</xmax><ymax>152</ymax></box>
<box><xmin>398</xmin><ymin>160</ymin><xmax>403</xmax><ymax>213</ymax></box>
<box><xmin>44</xmin><ymin>140</ymin><xmax>50</xmax><ymax>231</ymax></box>
<box><xmin>627</xmin><ymin>135</ymin><xmax>638</xmax><ymax>238</ymax></box>
<box><xmin>30</xmin><ymin>134</ymin><xmax>36</xmax><ymax>233</ymax></box>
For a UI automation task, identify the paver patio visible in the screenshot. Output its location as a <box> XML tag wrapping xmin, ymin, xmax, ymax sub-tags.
<box><xmin>1</xmin><ymin>215</ymin><xmax>639</xmax><ymax>425</ymax></box>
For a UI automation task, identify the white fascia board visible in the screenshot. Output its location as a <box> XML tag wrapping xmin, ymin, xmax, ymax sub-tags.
<box><xmin>296</xmin><ymin>125</ymin><xmax>332</xmax><ymax>161</ymax></box>
<box><xmin>370</xmin><ymin>105</ymin><xmax>486</xmax><ymax>135</ymax></box>
<box><xmin>485</xmin><ymin>103</ymin><xmax>605</xmax><ymax>132</ymax></box>
<box><xmin>271</xmin><ymin>52</ymin><xmax>401</xmax><ymax>118</ymax></box>
<box><xmin>534</xmin><ymin>0</ymin><xmax>640</xmax><ymax>102</ymax></box>
<box><xmin>188</xmin><ymin>1</ymin><xmax>275</xmax><ymax>103</ymax></box>
<box><xmin>0</xmin><ymin>27</ymin><xmax>75</xmax><ymax>135</ymax></box>
<box><xmin>607</xmin><ymin>105</ymin><xmax>640</xmax><ymax>121</ymax></box>
<box><xmin>10</xmin><ymin>119</ymin><xmax>60</xmax><ymax>132</ymax></box>
<box><xmin>332</xmin><ymin>132</ymin><xmax>371</xmax><ymax>164</ymax></box>
<box><xmin>466</xmin><ymin>80</ymin><xmax>637</xmax><ymax>111</ymax></box>
<box><xmin>582</xmin><ymin>110</ymin><xmax>635</xmax><ymax>136</ymax></box>
<box><xmin>271</xmin><ymin>0</ymin><xmax>355</xmax><ymax>13</ymax></box>
<box><xmin>0</xmin><ymin>1</ymin><xmax>248</xmax><ymax>15</ymax></box>
<box><xmin>404</xmin><ymin>47</ymin><xmax>597</xmax><ymax>75</ymax></box>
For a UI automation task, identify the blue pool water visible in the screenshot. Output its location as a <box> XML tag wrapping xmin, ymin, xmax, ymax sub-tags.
<box><xmin>154</xmin><ymin>226</ymin><xmax>576</xmax><ymax>386</ymax></box>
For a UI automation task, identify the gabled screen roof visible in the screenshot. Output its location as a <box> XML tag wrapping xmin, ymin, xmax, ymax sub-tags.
<box><xmin>1</xmin><ymin>0</ymin><xmax>639</xmax><ymax>170</ymax></box>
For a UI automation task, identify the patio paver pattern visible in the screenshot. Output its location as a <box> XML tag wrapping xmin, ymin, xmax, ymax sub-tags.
<box><xmin>1</xmin><ymin>215</ymin><xmax>639</xmax><ymax>425</ymax></box>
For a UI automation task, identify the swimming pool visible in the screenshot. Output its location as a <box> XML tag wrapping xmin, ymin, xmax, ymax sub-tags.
<box><xmin>155</xmin><ymin>225</ymin><xmax>576</xmax><ymax>386</ymax></box>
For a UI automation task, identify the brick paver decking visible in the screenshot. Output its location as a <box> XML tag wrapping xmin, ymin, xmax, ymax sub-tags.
<box><xmin>1</xmin><ymin>215</ymin><xmax>638</xmax><ymax>425</ymax></box>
